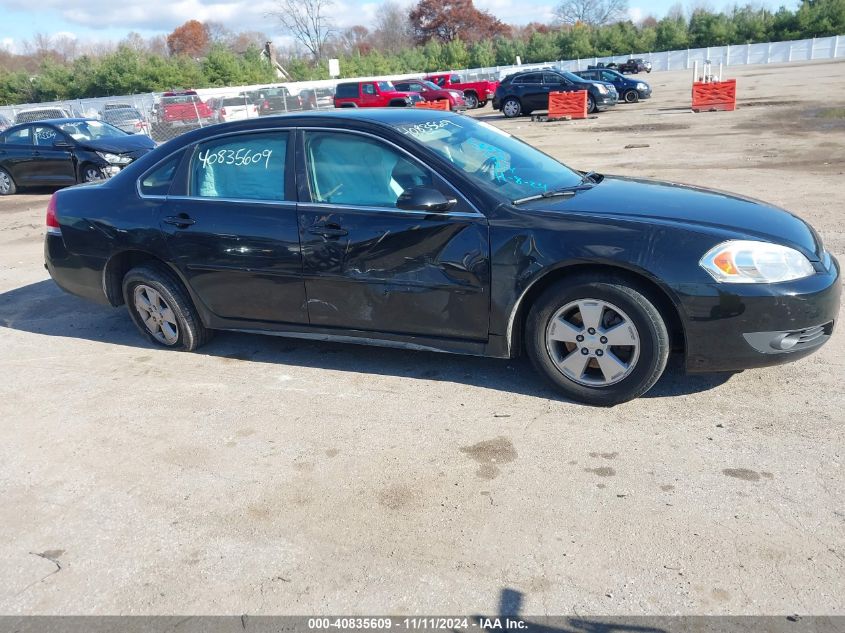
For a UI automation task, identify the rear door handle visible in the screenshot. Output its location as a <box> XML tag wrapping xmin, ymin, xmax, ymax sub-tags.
<box><xmin>308</xmin><ymin>223</ymin><xmax>348</xmax><ymax>238</ymax></box>
<box><xmin>163</xmin><ymin>214</ymin><xmax>196</xmax><ymax>228</ymax></box>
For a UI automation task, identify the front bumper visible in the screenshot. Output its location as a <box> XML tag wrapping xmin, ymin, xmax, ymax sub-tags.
<box><xmin>595</xmin><ymin>93</ymin><xmax>618</xmax><ymax>110</ymax></box>
<box><xmin>679</xmin><ymin>254</ymin><xmax>841</xmax><ymax>372</ymax></box>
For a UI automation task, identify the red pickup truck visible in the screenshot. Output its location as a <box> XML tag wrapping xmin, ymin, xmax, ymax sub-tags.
<box><xmin>424</xmin><ymin>73</ymin><xmax>499</xmax><ymax>109</ymax></box>
<box><xmin>151</xmin><ymin>90</ymin><xmax>214</xmax><ymax>140</ymax></box>
<box><xmin>333</xmin><ymin>81</ymin><xmax>424</xmax><ymax>108</ymax></box>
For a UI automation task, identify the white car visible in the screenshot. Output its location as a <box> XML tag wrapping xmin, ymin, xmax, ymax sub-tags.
<box><xmin>214</xmin><ymin>97</ymin><xmax>259</xmax><ymax>123</ymax></box>
<box><xmin>14</xmin><ymin>106</ymin><xmax>77</xmax><ymax>124</ymax></box>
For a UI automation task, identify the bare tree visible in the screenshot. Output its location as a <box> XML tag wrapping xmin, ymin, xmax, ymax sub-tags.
<box><xmin>554</xmin><ymin>0</ymin><xmax>629</xmax><ymax>26</ymax></box>
<box><xmin>373</xmin><ymin>1</ymin><xmax>412</xmax><ymax>54</ymax></box>
<box><xmin>269</xmin><ymin>0</ymin><xmax>335</xmax><ymax>61</ymax></box>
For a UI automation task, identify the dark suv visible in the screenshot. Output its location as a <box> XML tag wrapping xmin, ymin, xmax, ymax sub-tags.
<box><xmin>493</xmin><ymin>70</ymin><xmax>617</xmax><ymax>118</ymax></box>
<box><xmin>574</xmin><ymin>68</ymin><xmax>651</xmax><ymax>103</ymax></box>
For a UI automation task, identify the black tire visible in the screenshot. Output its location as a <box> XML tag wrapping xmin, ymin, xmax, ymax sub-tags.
<box><xmin>525</xmin><ymin>275</ymin><xmax>670</xmax><ymax>406</ymax></box>
<box><xmin>624</xmin><ymin>89</ymin><xmax>639</xmax><ymax>103</ymax></box>
<box><xmin>80</xmin><ymin>163</ymin><xmax>104</xmax><ymax>183</ymax></box>
<box><xmin>464</xmin><ymin>92</ymin><xmax>479</xmax><ymax>109</ymax></box>
<box><xmin>587</xmin><ymin>95</ymin><xmax>596</xmax><ymax>114</ymax></box>
<box><xmin>0</xmin><ymin>167</ymin><xmax>16</xmax><ymax>195</ymax></box>
<box><xmin>502</xmin><ymin>97</ymin><xmax>522</xmax><ymax>118</ymax></box>
<box><xmin>122</xmin><ymin>263</ymin><xmax>212</xmax><ymax>351</ymax></box>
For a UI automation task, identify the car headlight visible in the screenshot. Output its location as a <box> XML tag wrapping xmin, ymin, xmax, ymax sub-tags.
<box><xmin>596</xmin><ymin>84</ymin><xmax>608</xmax><ymax>94</ymax></box>
<box><xmin>700</xmin><ymin>240</ymin><xmax>815</xmax><ymax>283</ymax></box>
<box><xmin>637</xmin><ymin>83</ymin><xmax>647</xmax><ymax>90</ymax></box>
<box><xmin>97</xmin><ymin>151</ymin><xmax>131</xmax><ymax>165</ymax></box>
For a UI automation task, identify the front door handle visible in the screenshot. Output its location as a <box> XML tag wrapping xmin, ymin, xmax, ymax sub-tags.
<box><xmin>308</xmin><ymin>223</ymin><xmax>348</xmax><ymax>238</ymax></box>
<box><xmin>163</xmin><ymin>214</ymin><xmax>196</xmax><ymax>228</ymax></box>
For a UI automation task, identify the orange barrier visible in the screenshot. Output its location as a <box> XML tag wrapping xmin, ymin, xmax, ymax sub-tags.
<box><xmin>548</xmin><ymin>90</ymin><xmax>588</xmax><ymax>119</ymax></box>
<box><xmin>415</xmin><ymin>99</ymin><xmax>450</xmax><ymax>111</ymax></box>
<box><xmin>692</xmin><ymin>79</ymin><xmax>737</xmax><ymax>112</ymax></box>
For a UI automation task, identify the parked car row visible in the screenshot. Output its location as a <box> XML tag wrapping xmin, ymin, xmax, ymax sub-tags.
<box><xmin>588</xmin><ymin>58</ymin><xmax>652</xmax><ymax>74</ymax></box>
<box><xmin>492</xmin><ymin>67</ymin><xmax>653</xmax><ymax>118</ymax></box>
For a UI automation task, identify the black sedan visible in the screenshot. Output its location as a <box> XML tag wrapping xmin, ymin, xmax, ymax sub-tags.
<box><xmin>0</xmin><ymin>118</ymin><xmax>155</xmax><ymax>195</ymax></box>
<box><xmin>574</xmin><ymin>68</ymin><xmax>651</xmax><ymax>103</ymax></box>
<box><xmin>43</xmin><ymin>110</ymin><xmax>839</xmax><ymax>405</ymax></box>
<box><xmin>493</xmin><ymin>69</ymin><xmax>618</xmax><ymax>117</ymax></box>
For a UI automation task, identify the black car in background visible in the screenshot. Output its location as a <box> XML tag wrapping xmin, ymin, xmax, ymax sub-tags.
<box><xmin>493</xmin><ymin>70</ymin><xmax>618</xmax><ymax>118</ymax></box>
<box><xmin>42</xmin><ymin>110</ymin><xmax>839</xmax><ymax>405</ymax></box>
<box><xmin>574</xmin><ymin>68</ymin><xmax>652</xmax><ymax>103</ymax></box>
<box><xmin>248</xmin><ymin>87</ymin><xmax>304</xmax><ymax>115</ymax></box>
<box><xmin>0</xmin><ymin>118</ymin><xmax>155</xmax><ymax>195</ymax></box>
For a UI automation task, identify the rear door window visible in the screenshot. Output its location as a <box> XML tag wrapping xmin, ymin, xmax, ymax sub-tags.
<box><xmin>140</xmin><ymin>151</ymin><xmax>184</xmax><ymax>196</ymax></box>
<box><xmin>189</xmin><ymin>132</ymin><xmax>289</xmax><ymax>202</ymax></box>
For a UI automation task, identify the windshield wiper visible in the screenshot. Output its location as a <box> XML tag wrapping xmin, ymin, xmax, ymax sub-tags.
<box><xmin>512</xmin><ymin>183</ymin><xmax>594</xmax><ymax>206</ymax></box>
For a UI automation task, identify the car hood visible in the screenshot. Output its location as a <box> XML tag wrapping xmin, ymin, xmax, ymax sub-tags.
<box><xmin>535</xmin><ymin>176</ymin><xmax>821</xmax><ymax>259</ymax></box>
<box><xmin>78</xmin><ymin>135</ymin><xmax>156</xmax><ymax>155</ymax></box>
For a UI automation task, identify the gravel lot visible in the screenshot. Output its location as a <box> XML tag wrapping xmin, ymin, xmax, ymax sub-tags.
<box><xmin>0</xmin><ymin>59</ymin><xmax>843</xmax><ymax>616</ymax></box>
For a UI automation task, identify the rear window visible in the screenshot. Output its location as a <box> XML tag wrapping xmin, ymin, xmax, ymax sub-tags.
<box><xmin>335</xmin><ymin>84</ymin><xmax>358</xmax><ymax>98</ymax></box>
<box><xmin>515</xmin><ymin>73</ymin><xmax>542</xmax><ymax>84</ymax></box>
<box><xmin>15</xmin><ymin>110</ymin><xmax>67</xmax><ymax>123</ymax></box>
<box><xmin>222</xmin><ymin>97</ymin><xmax>251</xmax><ymax>106</ymax></box>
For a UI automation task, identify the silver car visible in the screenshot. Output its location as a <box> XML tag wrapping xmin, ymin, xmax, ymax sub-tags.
<box><xmin>101</xmin><ymin>107</ymin><xmax>150</xmax><ymax>135</ymax></box>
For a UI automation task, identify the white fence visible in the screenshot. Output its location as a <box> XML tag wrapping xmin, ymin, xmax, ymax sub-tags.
<box><xmin>1</xmin><ymin>34</ymin><xmax>842</xmax><ymax>124</ymax></box>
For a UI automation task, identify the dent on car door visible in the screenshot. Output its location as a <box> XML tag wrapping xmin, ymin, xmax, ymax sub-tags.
<box><xmin>157</xmin><ymin>131</ymin><xmax>308</xmax><ymax>325</ymax></box>
<box><xmin>296</xmin><ymin>129</ymin><xmax>490</xmax><ymax>340</ymax></box>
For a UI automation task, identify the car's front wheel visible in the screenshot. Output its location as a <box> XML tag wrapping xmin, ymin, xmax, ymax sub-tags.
<box><xmin>587</xmin><ymin>95</ymin><xmax>596</xmax><ymax>114</ymax></box>
<box><xmin>624</xmin><ymin>89</ymin><xmax>639</xmax><ymax>103</ymax></box>
<box><xmin>81</xmin><ymin>164</ymin><xmax>104</xmax><ymax>183</ymax></box>
<box><xmin>526</xmin><ymin>275</ymin><xmax>670</xmax><ymax>406</ymax></box>
<box><xmin>502</xmin><ymin>97</ymin><xmax>522</xmax><ymax>118</ymax></box>
<box><xmin>122</xmin><ymin>263</ymin><xmax>212</xmax><ymax>351</ymax></box>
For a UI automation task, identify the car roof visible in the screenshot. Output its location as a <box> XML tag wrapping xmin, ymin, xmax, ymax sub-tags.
<box><xmin>2</xmin><ymin>118</ymin><xmax>99</xmax><ymax>133</ymax></box>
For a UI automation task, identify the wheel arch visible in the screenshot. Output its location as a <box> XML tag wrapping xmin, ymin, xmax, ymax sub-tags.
<box><xmin>506</xmin><ymin>262</ymin><xmax>687</xmax><ymax>359</ymax></box>
<box><xmin>103</xmin><ymin>249</ymin><xmax>184</xmax><ymax>307</ymax></box>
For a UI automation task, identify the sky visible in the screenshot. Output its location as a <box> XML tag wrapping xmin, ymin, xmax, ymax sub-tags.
<box><xmin>0</xmin><ymin>0</ymin><xmax>796</xmax><ymax>54</ymax></box>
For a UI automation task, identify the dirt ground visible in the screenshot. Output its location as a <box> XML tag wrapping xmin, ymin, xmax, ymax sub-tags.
<box><xmin>0</xmin><ymin>59</ymin><xmax>843</xmax><ymax>616</ymax></box>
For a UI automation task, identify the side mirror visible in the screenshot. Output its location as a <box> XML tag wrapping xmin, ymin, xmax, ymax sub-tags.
<box><xmin>396</xmin><ymin>187</ymin><xmax>457</xmax><ymax>213</ymax></box>
<box><xmin>53</xmin><ymin>140</ymin><xmax>72</xmax><ymax>149</ymax></box>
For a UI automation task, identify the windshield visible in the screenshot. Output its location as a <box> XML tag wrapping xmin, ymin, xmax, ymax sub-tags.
<box><xmin>378</xmin><ymin>81</ymin><xmax>394</xmax><ymax>91</ymax></box>
<box><xmin>57</xmin><ymin>120</ymin><xmax>128</xmax><ymax>141</ymax></box>
<box><xmin>423</xmin><ymin>81</ymin><xmax>442</xmax><ymax>91</ymax></box>
<box><xmin>392</xmin><ymin>116</ymin><xmax>582</xmax><ymax>201</ymax></box>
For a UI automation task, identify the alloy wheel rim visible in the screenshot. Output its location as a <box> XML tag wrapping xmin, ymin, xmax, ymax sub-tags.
<box><xmin>503</xmin><ymin>100</ymin><xmax>519</xmax><ymax>117</ymax></box>
<box><xmin>466</xmin><ymin>94</ymin><xmax>478</xmax><ymax>108</ymax></box>
<box><xmin>545</xmin><ymin>298</ymin><xmax>640</xmax><ymax>387</ymax></box>
<box><xmin>0</xmin><ymin>172</ymin><xmax>10</xmax><ymax>194</ymax></box>
<box><xmin>134</xmin><ymin>284</ymin><xmax>179</xmax><ymax>345</ymax></box>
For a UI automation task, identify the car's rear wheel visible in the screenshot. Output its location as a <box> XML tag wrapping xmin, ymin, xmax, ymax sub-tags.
<box><xmin>624</xmin><ymin>89</ymin><xmax>639</xmax><ymax>103</ymax></box>
<box><xmin>464</xmin><ymin>92</ymin><xmax>479</xmax><ymax>109</ymax></box>
<box><xmin>587</xmin><ymin>95</ymin><xmax>597</xmax><ymax>114</ymax></box>
<box><xmin>502</xmin><ymin>97</ymin><xmax>522</xmax><ymax>118</ymax></box>
<box><xmin>0</xmin><ymin>168</ymin><xmax>16</xmax><ymax>195</ymax></box>
<box><xmin>122</xmin><ymin>263</ymin><xmax>211</xmax><ymax>351</ymax></box>
<box><xmin>525</xmin><ymin>275</ymin><xmax>670</xmax><ymax>406</ymax></box>
<box><xmin>478</xmin><ymin>100</ymin><xmax>488</xmax><ymax>108</ymax></box>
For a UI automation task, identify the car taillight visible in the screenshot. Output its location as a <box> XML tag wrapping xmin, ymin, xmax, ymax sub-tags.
<box><xmin>46</xmin><ymin>193</ymin><xmax>61</xmax><ymax>235</ymax></box>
